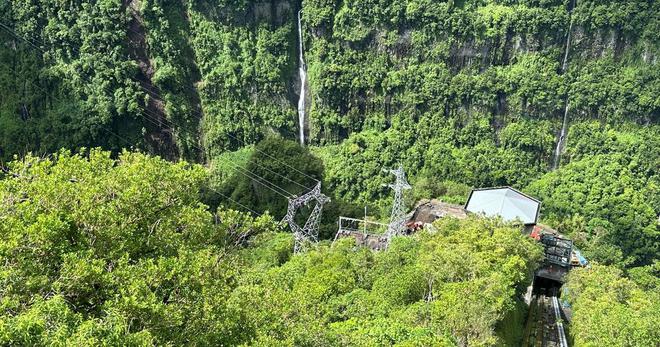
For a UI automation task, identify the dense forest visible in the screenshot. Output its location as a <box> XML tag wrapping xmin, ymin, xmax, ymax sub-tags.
<box><xmin>0</xmin><ymin>0</ymin><xmax>658</xmax><ymax>345</ymax></box>
<box><xmin>1</xmin><ymin>151</ymin><xmax>544</xmax><ymax>345</ymax></box>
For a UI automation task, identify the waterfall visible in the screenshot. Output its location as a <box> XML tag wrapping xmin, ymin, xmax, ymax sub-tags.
<box><xmin>560</xmin><ymin>6</ymin><xmax>574</xmax><ymax>73</ymax></box>
<box><xmin>553</xmin><ymin>101</ymin><xmax>570</xmax><ymax>169</ymax></box>
<box><xmin>297</xmin><ymin>10</ymin><xmax>307</xmax><ymax>146</ymax></box>
<box><xmin>552</xmin><ymin>0</ymin><xmax>576</xmax><ymax>170</ymax></box>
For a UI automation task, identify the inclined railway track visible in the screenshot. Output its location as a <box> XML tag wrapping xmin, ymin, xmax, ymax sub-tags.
<box><xmin>522</xmin><ymin>289</ymin><xmax>569</xmax><ymax>347</ymax></box>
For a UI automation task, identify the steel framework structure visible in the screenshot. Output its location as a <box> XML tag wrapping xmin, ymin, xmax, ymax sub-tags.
<box><xmin>335</xmin><ymin>216</ymin><xmax>388</xmax><ymax>239</ymax></box>
<box><xmin>282</xmin><ymin>182</ymin><xmax>330</xmax><ymax>253</ymax></box>
<box><xmin>385</xmin><ymin>165</ymin><xmax>411</xmax><ymax>243</ymax></box>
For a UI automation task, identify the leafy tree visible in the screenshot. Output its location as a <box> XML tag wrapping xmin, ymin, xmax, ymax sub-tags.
<box><xmin>216</xmin><ymin>137</ymin><xmax>362</xmax><ymax>240</ymax></box>
<box><xmin>228</xmin><ymin>216</ymin><xmax>542</xmax><ymax>346</ymax></box>
<box><xmin>218</xmin><ymin>137</ymin><xmax>324</xmax><ymax>217</ymax></box>
<box><xmin>566</xmin><ymin>264</ymin><xmax>660</xmax><ymax>346</ymax></box>
<box><xmin>527</xmin><ymin>123</ymin><xmax>659</xmax><ymax>267</ymax></box>
<box><xmin>0</xmin><ymin>149</ymin><xmax>278</xmax><ymax>345</ymax></box>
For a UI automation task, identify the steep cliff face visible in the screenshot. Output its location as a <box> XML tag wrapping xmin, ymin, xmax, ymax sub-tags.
<box><xmin>302</xmin><ymin>0</ymin><xmax>658</xmax><ymax>143</ymax></box>
<box><xmin>184</xmin><ymin>0</ymin><xmax>298</xmax><ymax>157</ymax></box>
<box><xmin>0</xmin><ymin>0</ymin><xmax>144</xmax><ymax>159</ymax></box>
<box><xmin>0</xmin><ymin>0</ymin><xmax>299</xmax><ymax>160</ymax></box>
<box><xmin>0</xmin><ymin>0</ymin><xmax>657</xmax><ymax>164</ymax></box>
<box><xmin>125</xmin><ymin>0</ymin><xmax>179</xmax><ymax>160</ymax></box>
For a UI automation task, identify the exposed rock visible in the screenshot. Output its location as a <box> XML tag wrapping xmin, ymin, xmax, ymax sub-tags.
<box><xmin>251</xmin><ymin>1</ymin><xmax>292</xmax><ymax>26</ymax></box>
<box><xmin>408</xmin><ymin>199</ymin><xmax>468</xmax><ymax>225</ymax></box>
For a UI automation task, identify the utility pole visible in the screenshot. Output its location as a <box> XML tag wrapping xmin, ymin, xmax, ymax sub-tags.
<box><xmin>385</xmin><ymin>165</ymin><xmax>411</xmax><ymax>244</ymax></box>
<box><xmin>282</xmin><ymin>182</ymin><xmax>330</xmax><ymax>253</ymax></box>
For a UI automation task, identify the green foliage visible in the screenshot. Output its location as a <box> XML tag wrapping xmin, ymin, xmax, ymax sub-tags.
<box><xmin>314</xmin><ymin>119</ymin><xmax>554</xmax><ymax>211</ymax></box>
<box><xmin>627</xmin><ymin>261</ymin><xmax>660</xmax><ymax>292</ymax></box>
<box><xmin>0</xmin><ymin>149</ymin><xmax>544</xmax><ymax>345</ymax></box>
<box><xmin>138</xmin><ymin>0</ymin><xmax>205</xmax><ymax>159</ymax></box>
<box><xmin>0</xmin><ymin>1</ymin><xmax>144</xmax><ymax>160</ymax></box>
<box><xmin>0</xmin><ymin>149</ymin><xmax>278</xmax><ymax>345</ymax></box>
<box><xmin>0</xmin><ymin>0</ymin><xmax>301</xmax><ymax>160</ymax></box>
<box><xmin>1</xmin><ymin>0</ymin><xmax>657</xmax><ymax>163</ymax></box>
<box><xmin>526</xmin><ymin>122</ymin><xmax>659</xmax><ymax>267</ymax></box>
<box><xmin>304</xmin><ymin>0</ymin><xmax>658</xmax><ymax>144</ymax></box>
<box><xmin>565</xmin><ymin>264</ymin><xmax>660</xmax><ymax>346</ymax></box>
<box><xmin>187</xmin><ymin>1</ymin><xmax>297</xmax><ymax>155</ymax></box>
<box><xmin>229</xmin><ymin>216</ymin><xmax>542</xmax><ymax>346</ymax></box>
<box><xmin>299</xmin><ymin>1</ymin><xmax>659</xmax><ymax>262</ymax></box>
<box><xmin>0</xmin><ymin>1</ymin><xmax>658</xmax><ymax>343</ymax></box>
<box><xmin>216</xmin><ymin>137</ymin><xmax>361</xmax><ymax>240</ymax></box>
<box><xmin>208</xmin><ymin>144</ymin><xmax>254</xmax><ymax>187</ymax></box>
<box><xmin>218</xmin><ymin>137</ymin><xmax>324</xmax><ymax>216</ymax></box>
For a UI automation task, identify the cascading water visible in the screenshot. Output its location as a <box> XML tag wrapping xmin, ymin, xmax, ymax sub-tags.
<box><xmin>552</xmin><ymin>0</ymin><xmax>576</xmax><ymax>170</ymax></box>
<box><xmin>297</xmin><ymin>10</ymin><xmax>307</xmax><ymax>145</ymax></box>
<box><xmin>553</xmin><ymin>101</ymin><xmax>570</xmax><ymax>169</ymax></box>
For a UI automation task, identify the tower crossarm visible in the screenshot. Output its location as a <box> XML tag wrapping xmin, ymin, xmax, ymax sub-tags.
<box><xmin>282</xmin><ymin>182</ymin><xmax>330</xmax><ymax>253</ymax></box>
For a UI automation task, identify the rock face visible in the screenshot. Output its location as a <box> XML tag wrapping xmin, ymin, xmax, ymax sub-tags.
<box><xmin>300</xmin><ymin>0</ymin><xmax>658</xmax><ymax>146</ymax></box>
<box><xmin>125</xmin><ymin>0</ymin><xmax>179</xmax><ymax>160</ymax></box>
<box><xmin>251</xmin><ymin>1</ymin><xmax>292</xmax><ymax>26</ymax></box>
<box><xmin>0</xmin><ymin>0</ymin><xmax>656</xmax><ymax>162</ymax></box>
<box><xmin>408</xmin><ymin>200</ymin><xmax>468</xmax><ymax>225</ymax></box>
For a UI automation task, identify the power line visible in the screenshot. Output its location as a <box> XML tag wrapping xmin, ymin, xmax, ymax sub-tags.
<box><xmin>120</xmin><ymin>20</ymin><xmax>319</xmax><ymax>185</ymax></box>
<box><xmin>99</xmin><ymin>127</ymin><xmax>263</xmax><ymax>216</ymax></box>
<box><xmin>0</xmin><ymin>20</ymin><xmax>297</xmax><ymax>200</ymax></box>
<box><xmin>1</xmin><ymin>19</ymin><xmax>319</xmax><ymax>190</ymax></box>
<box><xmin>120</xmin><ymin>22</ymin><xmax>319</xmax><ymax>188</ymax></box>
<box><xmin>13</xmin><ymin>18</ymin><xmax>317</xmax><ymax>193</ymax></box>
<box><xmin>123</xmin><ymin>102</ymin><xmax>295</xmax><ymax>197</ymax></box>
<box><xmin>0</xmin><ymin>26</ymin><xmax>278</xmax><ymax>216</ymax></box>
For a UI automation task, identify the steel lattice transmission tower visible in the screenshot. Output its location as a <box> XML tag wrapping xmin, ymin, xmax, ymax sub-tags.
<box><xmin>385</xmin><ymin>165</ymin><xmax>411</xmax><ymax>243</ymax></box>
<box><xmin>282</xmin><ymin>182</ymin><xmax>330</xmax><ymax>253</ymax></box>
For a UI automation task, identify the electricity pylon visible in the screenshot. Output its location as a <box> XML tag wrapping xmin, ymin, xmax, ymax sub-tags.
<box><xmin>385</xmin><ymin>165</ymin><xmax>411</xmax><ymax>243</ymax></box>
<box><xmin>282</xmin><ymin>182</ymin><xmax>330</xmax><ymax>253</ymax></box>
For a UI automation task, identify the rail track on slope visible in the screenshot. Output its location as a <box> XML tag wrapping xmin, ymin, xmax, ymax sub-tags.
<box><xmin>522</xmin><ymin>289</ymin><xmax>569</xmax><ymax>347</ymax></box>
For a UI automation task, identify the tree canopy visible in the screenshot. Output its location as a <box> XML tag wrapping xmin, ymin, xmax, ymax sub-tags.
<box><xmin>0</xmin><ymin>0</ymin><xmax>658</xmax><ymax>344</ymax></box>
<box><xmin>0</xmin><ymin>149</ymin><xmax>543</xmax><ymax>345</ymax></box>
<box><xmin>565</xmin><ymin>264</ymin><xmax>660</xmax><ymax>346</ymax></box>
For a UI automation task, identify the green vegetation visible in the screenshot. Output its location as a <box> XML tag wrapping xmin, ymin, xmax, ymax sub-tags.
<box><xmin>0</xmin><ymin>150</ymin><xmax>276</xmax><ymax>344</ymax></box>
<box><xmin>213</xmin><ymin>137</ymin><xmax>363</xmax><ymax>240</ymax></box>
<box><xmin>218</xmin><ymin>137</ymin><xmax>324</xmax><ymax>216</ymax></box>
<box><xmin>0</xmin><ymin>0</ymin><xmax>658</xmax><ymax>344</ymax></box>
<box><xmin>0</xmin><ymin>0</ymin><xmax>298</xmax><ymax>159</ymax></box>
<box><xmin>2</xmin><ymin>1</ymin><xmax>657</xmax><ymax>160</ymax></box>
<box><xmin>565</xmin><ymin>264</ymin><xmax>660</xmax><ymax>346</ymax></box>
<box><xmin>229</xmin><ymin>217</ymin><xmax>542</xmax><ymax>346</ymax></box>
<box><xmin>0</xmin><ymin>0</ymin><xmax>144</xmax><ymax>158</ymax></box>
<box><xmin>527</xmin><ymin>122</ymin><xmax>659</xmax><ymax>267</ymax></box>
<box><xmin>0</xmin><ymin>150</ymin><xmax>542</xmax><ymax>345</ymax></box>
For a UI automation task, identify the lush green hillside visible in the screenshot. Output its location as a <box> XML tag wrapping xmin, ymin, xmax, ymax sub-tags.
<box><xmin>565</xmin><ymin>264</ymin><xmax>660</xmax><ymax>346</ymax></box>
<box><xmin>1</xmin><ymin>1</ymin><xmax>657</xmax><ymax>158</ymax></box>
<box><xmin>0</xmin><ymin>1</ymin><xmax>658</xmax><ymax>345</ymax></box>
<box><xmin>0</xmin><ymin>1</ymin><xmax>657</xmax><ymax>256</ymax></box>
<box><xmin>0</xmin><ymin>150</ymin><xmax>542</xmax><ymax>345</ymax></box>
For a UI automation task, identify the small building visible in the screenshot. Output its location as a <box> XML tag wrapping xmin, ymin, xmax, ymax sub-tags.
<box><xmin>465</xmin><ymin>187</ymin><xmax>541</xmax><ymax>225</ymax></box>
<box><xmin>335</xmin><ymin>186</ymin><xmax>588</xmax><ymax>278</ymax></box>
